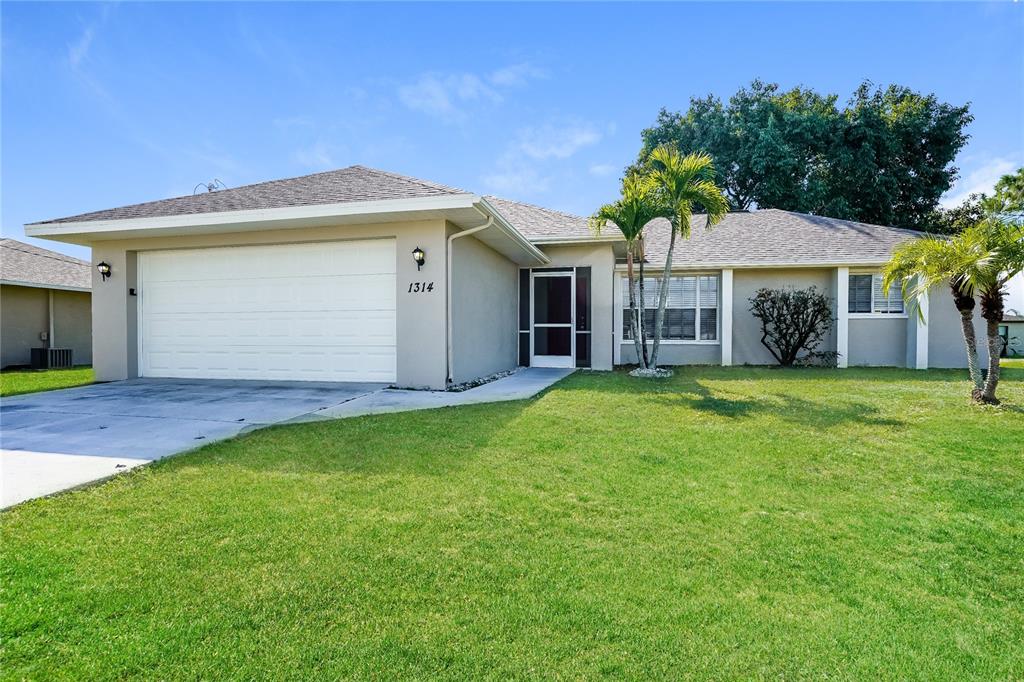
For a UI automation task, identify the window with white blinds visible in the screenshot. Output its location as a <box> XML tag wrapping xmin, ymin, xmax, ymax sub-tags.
<box><xmin>622</xmin><ymin>275</ymin><xmax>719</xmax><ymax>341</ymax></box>
<box><xmin>849</xmin><ymin>274</ymin><xmax>904</xmax><ymax>314</ymax></box>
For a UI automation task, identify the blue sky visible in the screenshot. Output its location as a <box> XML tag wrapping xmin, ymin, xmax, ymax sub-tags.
<box><xmin>3</xmin><ymin>1</ymin><xmax>1022</xmax><ymax>260</ymax></box>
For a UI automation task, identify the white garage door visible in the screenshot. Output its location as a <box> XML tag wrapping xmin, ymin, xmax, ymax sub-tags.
<box><xmin>139</xmin><ymin>239</ymin><xmax>396</xmax><ymax>382</ymax></box>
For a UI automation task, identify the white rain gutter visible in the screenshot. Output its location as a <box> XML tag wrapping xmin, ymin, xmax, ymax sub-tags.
<box><xmin>445</xmin><ymin>207</ymin><xmax>494</xmax><ymax>384</ymax></box>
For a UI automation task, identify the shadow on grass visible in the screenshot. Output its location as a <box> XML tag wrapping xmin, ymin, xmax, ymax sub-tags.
<box><xmin>642</xmin><ymin>379</ymin><xmax>905</xmax><ymax>430</ymax></box>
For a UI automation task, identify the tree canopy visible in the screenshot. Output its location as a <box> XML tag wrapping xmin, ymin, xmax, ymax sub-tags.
<box><xmin>637</xmin><ymin>80</ymin><xmax>972</xmax><ymax>231</ymax></box>
<box><xmin>926</xmin><ymin>167</ymin><xmax>1024</xmax><ymax>235</ymax></box>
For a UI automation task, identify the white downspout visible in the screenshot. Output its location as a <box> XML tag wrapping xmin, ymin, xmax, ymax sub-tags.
<box><xmin>446</xmin><ymin>209</ymin><xmax>494</xmax><ymax>385</ymax></box>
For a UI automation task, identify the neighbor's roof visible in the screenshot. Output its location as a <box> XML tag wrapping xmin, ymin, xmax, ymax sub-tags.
<box><xmin>1004</xmin><ymin>314</ymin><xmax>1024</xmax><ymax>323</ymax></box>
<box><xmin>634</xmin><ymin>210</ymin><xmax>923</xmax><ymax>267</ymax></box>
<box><xmin>30</xmin><ymin>166</ymin><xmax>466</xmax><ymax>225</ymax></box>
<box><xmin>0</xmin><ymin>238</ymin><xmax>91</xmax><ymax>290</ymax></box>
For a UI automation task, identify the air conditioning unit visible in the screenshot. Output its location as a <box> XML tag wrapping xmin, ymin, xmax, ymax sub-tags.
<box><xmin>30</xmin><ymin>348</ymin><xmax>74</xmax><ymax>370</ymax></box>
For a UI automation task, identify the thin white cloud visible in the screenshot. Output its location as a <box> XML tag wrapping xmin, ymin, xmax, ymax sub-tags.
<box><xmin>483</xmin><ymin>120</ymin><xmax>606</xmax><ymax>196</ymax></box>
<box><xmin>397</xmin><ymin>63</ymin><xmax>545</xmax><ymax>123</ymax></box>
<box><xmin>941</xmin><ymin>157</ymin><xmax>1019</xmax><ymax>208</ymax></box>
<box><xmin>488</xmin><ymin>63</ymin><xmax>547</xmax><ymax>87</ymax></box>
<box><xmin>68</xmin><ymin>25</ymin><xmax>95</xmax><ymax>69</ymax></box>
<box><xmin>67</xmin><ymin>3</ymin><xmax>115</xmax><ymax>70</ymax></box>
<box><xmin>293</xmin><ymin>141</ymin><xmax>336</xmax><ymax>170</ymax></box>
<box><xmin>398</xmin><ymin>73</ymin><xmax>500</xmax><ymax>122</ymax></box>
<box><xmin>482</xmin><ymin>165</ymin><xmax>550</xmax><ymax>194</ymax></box>
<box><xmin>588</xmin><ymin>163</ymin><xmax>618</xmax><ymax>178</ymax></box>
<box><xmin>516</xmin><ymin>122</ymin><xmax>602</xmax><ymax>160</ymax></box>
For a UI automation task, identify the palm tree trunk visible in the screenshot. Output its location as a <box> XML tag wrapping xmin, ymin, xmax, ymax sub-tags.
<box><xmin>650</xmin><ymin>223</ymin><xmax>678</xmax><ymax>368</ymax></box>
<box><xmin>950</xmin><ymin>284</ymin><xmax>983</xmax><ymax>400</ymax></box>
<box><xmin>625</xmin><ymin>249</ymin><xmax>644</xmax><ymax>369</ymax></box>
<box><xmin>981</xmin><ymin>319</ymin><xmax>1003</xmax><ymax>404</ymax></box>
<box><xmin>980</xmin><ymin>287</ymin><xmax>1005</xmax><ymax>405</ymax></box>
<box><xmin>637</xmin><ymin>245</ymin><xmax>650</xmax><ymax>368</ymax></box>
<box><xmin>958</xmin><ymin>309</ymin><xmax>984</xmax><ymax>400</ymax></box>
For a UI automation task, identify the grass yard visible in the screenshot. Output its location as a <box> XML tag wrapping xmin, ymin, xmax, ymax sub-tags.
<box><xmin>0</xmin><ymin>366</ymin><xmax>94</xmax><ymax>397</ymax></box>
<box><xmin>1003</xmin><ymin>357</ymin><xmax>1024</xmax><ymax>369</ymax></box>
<box><xmin>3</xmin><ymin>367</ymin><xmax>1023</xmax><ymax>679</ymax></box>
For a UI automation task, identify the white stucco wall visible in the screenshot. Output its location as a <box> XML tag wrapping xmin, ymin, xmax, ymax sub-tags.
<box><xmin>450</xmin><ymin>230</ymin><xmax>518</xmax><ymax>383</ymax></box>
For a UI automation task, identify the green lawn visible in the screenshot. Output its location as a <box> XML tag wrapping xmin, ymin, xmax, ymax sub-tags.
<box><xmin>0</xmin><ymin>366</ymin><xmax>94</xmax><ymax>397</ymax></box>
<box><xmin>1003</xmin><ymin>357</ymin><xmax>1024</xmax><ymax>369</ymax></box>
<box><xmin>3</xmin><ymin>368</ymin><xmax>1023</xmax><ymax>679</ymax></box>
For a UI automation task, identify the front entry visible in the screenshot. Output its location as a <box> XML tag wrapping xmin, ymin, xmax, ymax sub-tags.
<box><xmin>531</xmin><ymin>270</ymin><xmax>574</xmax><ymax>368</ymax></box>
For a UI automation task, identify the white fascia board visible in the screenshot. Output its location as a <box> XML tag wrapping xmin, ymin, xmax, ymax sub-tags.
<box><xmin>25</xmin><ymin>194</ymin><xmax>481</xmax><ymax>239</ymax></box>
<box><xmin>0</xmin><ymin>279</ymin><xmax>90</xmax><ymax>293</ymax></box>
<box><xmin>476</xmin><ymin>197</ymin><xmax>550</xmax><ymax>265</ymax></box>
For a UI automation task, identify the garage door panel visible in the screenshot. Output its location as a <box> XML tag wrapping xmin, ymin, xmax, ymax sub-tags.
<box><xmin>142</xmin><ymin>275</ymin><xmax>396</xmax><ymax>314</ymax></box>
<box><xmin>140</xmin><ymin>240</ymin><xmax>397</xmax><ymax>382</ymax></box>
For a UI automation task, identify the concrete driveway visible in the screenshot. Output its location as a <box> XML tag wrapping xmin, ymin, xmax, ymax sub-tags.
<box><xmin>1</xmin><ymin>379</ymin><xmax>386</xmax><ymax>508</ymax></box>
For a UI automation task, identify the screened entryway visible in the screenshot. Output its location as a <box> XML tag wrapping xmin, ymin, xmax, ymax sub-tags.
<box><xmin>519</xmin><ymin>267</ymin><xmax>591</xmax><ymax>369</ymax></box>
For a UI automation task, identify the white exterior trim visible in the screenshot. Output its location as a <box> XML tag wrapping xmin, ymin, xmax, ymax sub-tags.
<box><xmin>721</xmin><ymin>268</ymin><xmax>733</xmax><ymax>366</ymax></box>
<box><xmin>848</xmin><ymin>313</ymin><xmax>909</xmax><ymax>320</ymax></box>
<box><xmin>916</xmin><ymin>284</ymin><xmax>930</xmax><ymax>370</ymax></box>
<box><xmin>836</xmin><ymin>267</ymin><xmax>849</xmax><ymax>368</ymax></box>
<box><xmin>27</xmin><ymin>194</ymin><xmax>480</xmax><ymax>236</ymax></box>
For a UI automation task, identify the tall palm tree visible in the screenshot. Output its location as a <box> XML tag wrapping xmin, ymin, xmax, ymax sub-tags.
<box><xmin>645</xmin><ymin>146</ymin><xmax>730</xmax><ymax>367</ymax></box>
<box><xmin>590</xmin><ymin>173</ymin><xmax>668</xmax><ymax>369</ymax></box>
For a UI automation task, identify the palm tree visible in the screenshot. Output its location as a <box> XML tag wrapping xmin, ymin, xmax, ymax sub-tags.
<box><xmin>590</xmin><ymin>173</ymin><xmax>668</xmax><ymax>369</ymax></box>
<box><xmin>645</xmin><ymin>146</ymin><xmax>730</xmax><ymax>367</ymax></box>
<box><xmin>883</xmin><ymin>233</ymin><xmax>986</xmax><ymax>399</ymax></box>
<box><xmin>884</xmin><ymin>218</ymin><xmax>1024</xmax><ymax>403</ymax></box>
<box><xmin>969</xmin><ymin>218</ymin><xmax>1024</xmax><ymax>403</ymax></box>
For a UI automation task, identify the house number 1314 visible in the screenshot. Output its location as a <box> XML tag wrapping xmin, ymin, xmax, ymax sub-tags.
<box><xmin>408</xmin><ymin>282</ymin><xmax>435</xmax><ymax>293</ymax></box>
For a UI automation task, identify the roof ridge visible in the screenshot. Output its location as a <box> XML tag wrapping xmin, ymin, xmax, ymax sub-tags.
<box><xmin>760</xmin><ymin>208</ymin><xmax>926</xmax><ymax>235</ymax></box>
<box><xmin>485</xmin><ymin>195</ymin><xmax>587</xmax><ymax>221</ymax></box>
<box><xmin>0</xmin><ymin>238</ymin><xmax>89</xmax><ymax>266</ymax></box>
<box><xmin>353</xmin><ymin>165</ymin><xmax>466</xmax><ymax>194</ymax></box>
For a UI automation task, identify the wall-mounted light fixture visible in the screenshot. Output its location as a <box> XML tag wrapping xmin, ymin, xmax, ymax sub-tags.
<box><xmin>412</xmin><ymin>246</ymin><xmax>426</xmax><ymax>270</ymax></box>
<box><xmin>96</xmin><ymin>262</ymin><xmax>112</xmax><ymax>281</ymax></box>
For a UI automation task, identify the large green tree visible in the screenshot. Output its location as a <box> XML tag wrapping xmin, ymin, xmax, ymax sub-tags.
<box><xmin>926</xmin><ymin>167</ymin><xmax>1024</xmax><ymax>234</ymax></box>
<box><xmin>639</xmin><ymin>80</ymin><xmax>972</xmax><ymax>230</ymax></box>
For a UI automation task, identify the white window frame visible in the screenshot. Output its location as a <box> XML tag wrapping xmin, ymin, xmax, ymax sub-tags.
<box><xmin>848</xmin><ymin>271</ymin><xmax>907</xmax><ymax>319</ymax></box>
<box><xmin>619</xmin><ymin>273</ymin><xmax>721</xmax><ymax>345</ymax></box>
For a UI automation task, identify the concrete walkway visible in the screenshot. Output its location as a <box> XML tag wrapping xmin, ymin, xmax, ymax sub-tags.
<box><xmin>1</xmin><ymin>379</ymin><xmax>386</xmax><ymax>508</ymax></box>
<box><xmin>1</xmin><ymin>368</ymin><xmax>573</xmax><ymax>508</ymax></box>
<box><xmin>291</xmin><ymin>367</ymin><xmax>575</xmax><ymax>422</ymax></box>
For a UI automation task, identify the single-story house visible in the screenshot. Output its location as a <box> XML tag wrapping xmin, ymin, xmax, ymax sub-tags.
<box><xmin>25</xmin><ymin>166</ymin><xmax>984</xmax><ymax>389</ymax></box>
<box><xmin>1001</xmin><ymin>313</ymin><xmax>1023</xmax><ymax>357</ymax></box>
<box><xmin>1</xmin><ymin>238</ymin><xmax>92</xmax><ymax>369</ymax></box>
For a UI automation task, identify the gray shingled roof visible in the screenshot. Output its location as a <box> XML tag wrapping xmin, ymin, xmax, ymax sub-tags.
<box><xmin>635</xmin><ymin>210</ymin><xmax>922</xmax><ymax>267</ymax></box>
<box><xmin>483</xmin><ymin>195</ymin><xmax>595</xmax><ymax>240</ymax></box>
<box><xmin>0</xmin><ymin>238</ymin><xmax>91</xmax><ymax>290</ymax></box>
<box><xmin>31</xmin><ymin>166</ymin><xmax>466</xmax><ymax>225</ymax></box>
<box><xmin>29</xmin><ymin>164</ymin><xmax>922</xmax><ymax>267</ymax></box>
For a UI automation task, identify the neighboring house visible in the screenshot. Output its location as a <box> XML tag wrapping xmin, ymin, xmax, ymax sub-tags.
<box><xmin>0</xmin><ymin>238</ymin><xmax>92</xmax><ymax>368</ymax></box>
<box><xmin>25</xmin><ymin>166</ymin><xmax>983</xmax><ymax>389</ymax></box>
<box><xmin>1000</xmin><ymin>312</ymin><xmax>1024</xmax><ymax>358</ymax></box>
